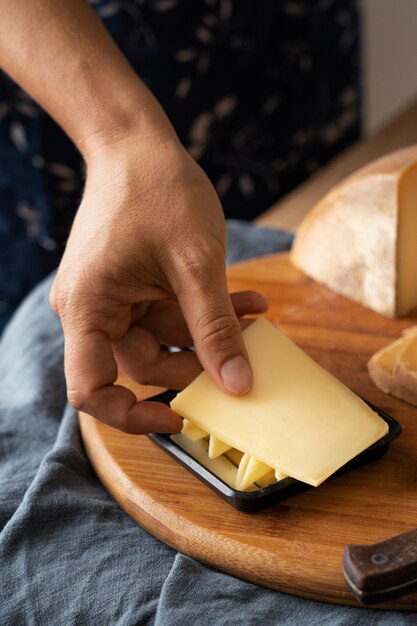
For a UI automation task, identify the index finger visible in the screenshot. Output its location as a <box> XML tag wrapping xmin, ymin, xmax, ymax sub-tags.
<box><xmin>63</xmin><ymin>325</ymin><xmax>182</xmax><ymax>434</ymax></box>
<box><xmin>138</xmin><ymin>290</ymin><xmax>268</xmax><ymax>346</ymax></box>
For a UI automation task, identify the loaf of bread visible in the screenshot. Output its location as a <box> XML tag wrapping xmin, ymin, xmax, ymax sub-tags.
<box><xmin>368</xmin><ymin>327</ymin><xmax>417</xmax><ymax>406</ymax></box>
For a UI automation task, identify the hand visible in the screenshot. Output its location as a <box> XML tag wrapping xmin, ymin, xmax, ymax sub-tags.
<box><xmin>50</xmin><ymin>136</ymin><xmax>268</xmax><ymax>434</ymax></box>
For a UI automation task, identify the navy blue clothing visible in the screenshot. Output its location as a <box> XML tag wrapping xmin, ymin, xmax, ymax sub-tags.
<box><xmin>0</xmin><ymin>0</ymin><xmax>361</xmax><ymax>331</ymax></box>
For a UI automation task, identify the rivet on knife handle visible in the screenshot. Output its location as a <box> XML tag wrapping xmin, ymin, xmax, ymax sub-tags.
<box><xmin>343</xmin><ymin>528</ymin><xmax>417</xmax><ymax>604</ymax></box>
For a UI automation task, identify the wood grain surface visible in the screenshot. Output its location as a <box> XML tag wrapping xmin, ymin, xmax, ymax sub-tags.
<box><xmin>79</xmin><ymin>253</ymin><xmax>417</xmax><ymax>610</ymax></box>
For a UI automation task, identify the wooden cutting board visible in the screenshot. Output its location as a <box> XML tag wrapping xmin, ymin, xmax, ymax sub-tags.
<box><xmin>79</xmin><ymin>253</ymin><xmax>417</xmax><ymax>611</ymax></box>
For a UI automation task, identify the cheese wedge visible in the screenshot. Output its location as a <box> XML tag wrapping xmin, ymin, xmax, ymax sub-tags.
<box><xmin>368</xmin><ymin>326</ymin><xmax>417</xmax><ymax>406</ymax></box>
<box><xmin>290</xmin><ymin>146</ymin><xmax>417</xmax><ymax>318</ymax></box>
<box><xmin>396</xmin><ymin>332</ymin><xmax>417</xmax><ymax>400</ymax></box>
<box><xmin>171</xmin><ymin>318</ymin><xmax>388</xmax><ymax>487</ymax></box>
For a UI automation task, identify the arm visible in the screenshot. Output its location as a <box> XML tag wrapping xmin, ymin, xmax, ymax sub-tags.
<box><xmin>0</xmin><ymin>0</ymin><xmax>173</xmax><ymax>154</ymax></box>
<box><xmin>0</xmin><ymin>1</ymin><xmax>267</xmax><ymax>433</ymax></box>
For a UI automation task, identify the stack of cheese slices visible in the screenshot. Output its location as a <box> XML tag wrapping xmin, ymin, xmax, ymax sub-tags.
<box><xmin>171</xmin><ymin>318</ymin><xmax>388</xmax><ymax>492</ymax></box>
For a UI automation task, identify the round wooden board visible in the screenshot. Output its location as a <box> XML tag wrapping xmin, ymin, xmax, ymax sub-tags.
<box><xmin>79</xmin><ymin>253</ymin><xmax>417</xmax><ymax>610</ymax></box>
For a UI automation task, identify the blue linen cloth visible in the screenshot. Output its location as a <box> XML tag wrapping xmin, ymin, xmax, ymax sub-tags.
<box><xmin>0</xmin><ymin>221</ymin><xmax>415</xmax><ymax>625</ymax></box>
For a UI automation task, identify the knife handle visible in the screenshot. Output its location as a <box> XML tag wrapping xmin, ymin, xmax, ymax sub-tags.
<box><xmin>343</xmin><ymin>527</ymin><xmax>417</xmax><ymax>604</ymax></box>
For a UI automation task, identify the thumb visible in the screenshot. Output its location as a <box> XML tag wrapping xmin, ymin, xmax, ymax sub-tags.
<box><xmin>176</xmin><ymin>265</ymin><xmax>253</xmax><ymax>395</ymax></box>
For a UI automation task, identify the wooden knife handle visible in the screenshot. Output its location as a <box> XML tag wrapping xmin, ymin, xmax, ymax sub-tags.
<box><xmin>343</xmin><ymin>527</ymin><xmax>417</xmax><ymax>604</ymax></box>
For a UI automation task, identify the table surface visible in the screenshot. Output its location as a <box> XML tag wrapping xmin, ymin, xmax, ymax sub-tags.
<box><xmin>257</xmin><ymin>98</ymin><xmax>417</xmax><ymax>232</ymax></box>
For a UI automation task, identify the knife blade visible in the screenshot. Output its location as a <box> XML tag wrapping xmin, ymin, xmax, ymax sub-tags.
<box><xmin>343</xmin><ymin>527</ymin><xmax>417</xmax><ymax>604</ymax></box>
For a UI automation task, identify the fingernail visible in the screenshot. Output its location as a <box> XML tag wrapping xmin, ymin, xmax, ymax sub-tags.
<box><xmin>221</xmin><ymin>356</ymin><xmax>253</xmax><ymax>394</ymax></box>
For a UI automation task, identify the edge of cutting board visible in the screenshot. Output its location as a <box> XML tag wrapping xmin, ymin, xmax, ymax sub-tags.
<box><xmin>79</xmin><ymin>252</ymin><xmax>417</xmax><ymax>610</ymax></box>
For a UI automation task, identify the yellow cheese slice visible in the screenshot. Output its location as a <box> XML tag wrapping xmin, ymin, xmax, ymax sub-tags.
<box><xmin>275</xmin><ymin>469</ymin><xmax>288</xmax><ymax>482</ymax></box>
<box><xmin>181</xmin><ymin>418</ymin><xmax>208</xmax><ymax>441</ymax></box>
<box><xmin>290</xmin><ymin>146</ymin><xmax>417</xmax><ymax>317</ymax></box>
<box><xmin>208</xmin><ymin>435</ymin><xmax>231</xmax><ymax>459</ymax></box>
<box><xmin>236</xmin><ymin>453</ymin><xmax>274</xmax><ymax>491</ymax></box>
<box><xmin>224</xmin><ymin>448</ymin><xmax>244</xmax><ymax>466</ymax></box>
<box><xmin>171</xmin><ymin>318</ymin><xmax>389</xmax><ymax>487</ymax></box>
<box><xmin>170</xmin><ymin>433</ymin><xmax>257</xmax><ymax>491</ymax></box>
<box><xmin>255</xmin><ymin>469</ymin><xmax>278</xmax><ymax>488</ymax></box>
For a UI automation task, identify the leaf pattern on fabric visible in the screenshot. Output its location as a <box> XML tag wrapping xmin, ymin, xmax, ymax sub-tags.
<box><xmin>0</xmin><ymin>0</ymin><xmax>361</xmax><ymax>331</ymax></box>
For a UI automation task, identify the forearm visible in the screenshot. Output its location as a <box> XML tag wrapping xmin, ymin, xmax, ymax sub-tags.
<box><xmin>0</xmin><ymin>0</ymin><xmax>178</xmax><ymax>158</ymax></box>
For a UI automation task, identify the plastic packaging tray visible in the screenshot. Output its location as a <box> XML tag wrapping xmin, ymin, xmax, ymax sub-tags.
<box><xmin>147</xmin><ymin>390</ymin><xmax>402</xmax><ymax>512</ymax></box>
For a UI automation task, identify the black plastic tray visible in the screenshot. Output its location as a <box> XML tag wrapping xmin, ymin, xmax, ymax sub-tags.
<box><xmin>147</xmin><ymin>390</ymin><xmax>402</xmax><ymax>512</ymax></box>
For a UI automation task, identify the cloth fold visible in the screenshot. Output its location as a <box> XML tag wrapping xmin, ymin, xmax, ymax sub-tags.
<box><xmin>0</xmin><ymin>221</ymin><xmax>414</xmax><ymax>625</ymax></box>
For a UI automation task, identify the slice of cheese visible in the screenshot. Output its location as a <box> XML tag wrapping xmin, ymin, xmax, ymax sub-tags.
<box><xmin>224</xmin><ymin>448</ymin><xmax>244</xmax><ymax>466</ymax></box>
<box><xmin>208</xmin><ymin>435</ymin><xmax>231</xmax><ymax>459</ymax></box>
<box><xmin>181</xmin><ymin>418</ymin><xmax>208</xmax><ymax>440</ymax></box>
<box><xmin>226</xmin><ymin>449</ymin><xmax>280</xmax><ymax>488</ymax></box>
<box><xmin>236</xmin><ymin>453</ymin><xmax>274</xmax><ymax>491</ymax></box>
<box><xmin>290</xmin><ymin>146</ymin><xmax>417</xmax><ymax>318</ymax></box>
<box><xmin>170</xmin><ymin>433</ymin><xmax>257</xmax><ymax>491</ymax></box>
<box><xmin>369</xmin><ymin>326</ymin><xmax>417</xmax><ymax>406</ymax></box>
<box><xmin>255</xmin><ymin>469</ymin><xmax>278</xmax><ymax>488</ymax></box>
<box><xmin>171</xmin><ymin>318</ymin><xmax>388</xmax><ymax>487</ymax></box>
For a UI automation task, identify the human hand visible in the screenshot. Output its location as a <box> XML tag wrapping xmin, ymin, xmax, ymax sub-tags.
<box><xmin>50</xmin><ymin>136</ymin><xmax>268</xmax><ymax>434</ymax></box>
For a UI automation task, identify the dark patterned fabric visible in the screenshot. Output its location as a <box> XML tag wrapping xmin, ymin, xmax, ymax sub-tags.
<box><xmin>0</xmin><ymin>0</ymin><xmax>361</xmax><ymax>331</ymax></box>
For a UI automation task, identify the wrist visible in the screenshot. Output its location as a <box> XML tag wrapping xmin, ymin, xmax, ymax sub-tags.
<box><xmin>82</xmin><ymin>122</ymin><xmax>190</xmax><ymax>209</ymax></box>
<box><xmin>80</xmin><ymin>84</ymin><xmax>180</xmax><ymax>165</ymax></box>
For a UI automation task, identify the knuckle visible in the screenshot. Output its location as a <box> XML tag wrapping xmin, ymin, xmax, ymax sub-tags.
<box><xmin>198</xmin><ymin>313</ymin><xmax>240</xmax><ymax>348</ymax></box>
<box><xmin>173</xmin><ymin>244</ymin><xmax>224</xmax><ymax>285</ymax></box>
<box><xmin>52</xmin><ymin>271</ymin><xmax>84</xmax><ymax>320</ymax></box>
<box><xmin>52</xmin><ymin>283</ymin><xmax>105</xmax><ymax>335</ymax></box>
<box><xmin>52</xmin><ymin>278</ymin><xmax>70</xmax><ymax>313</ymax></box>
<box><xmin>67</xmin><ymin>388</ymin><xmax>87</xmax><ymax>412</ymax></box>
<box><xmin>53</xmin><ymin>260</ymin><xmax>95</xmax><ymax>313</ymax></box>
